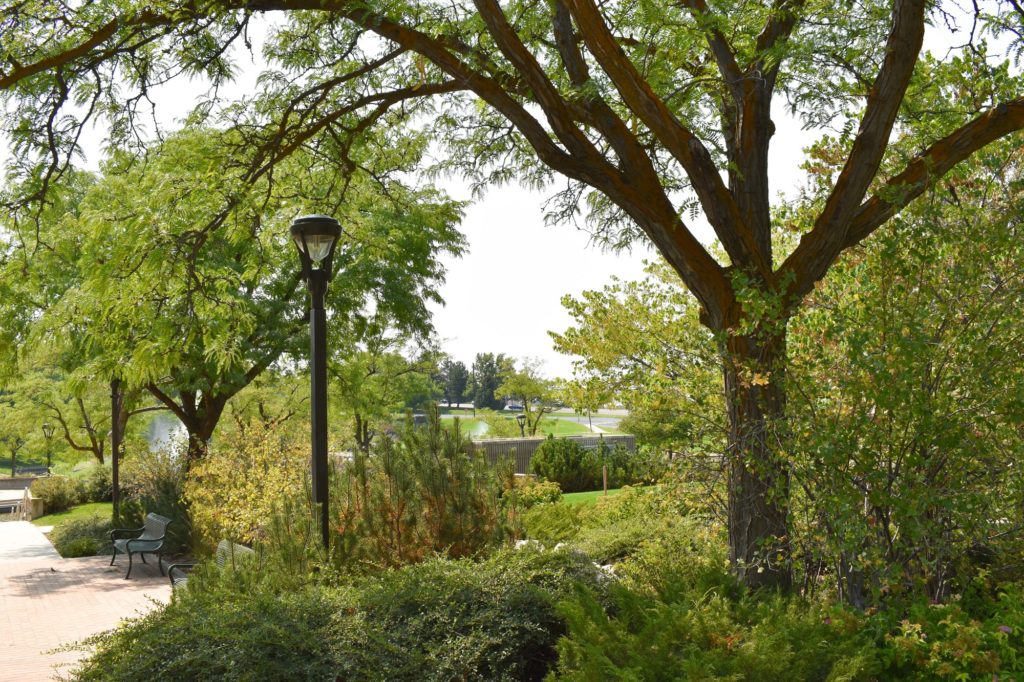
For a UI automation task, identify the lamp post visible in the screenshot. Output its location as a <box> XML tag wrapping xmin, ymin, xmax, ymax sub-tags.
<box><xmin>41</xmin><ymin>423</ymin><xmax>54</xmax><ymax>474</ymax></box>
<box><xmin>516</xmin><ymin>413</ymin><xmax>526</xmax><ymax>438</ymax></box>
<box><xmin>290</xmin><ymin>214</ymin><xmax>342</xmax><ymax>550</ymax></box>
<box><xmin>110</xmin><ymin>379</ymin><xmax>122</xmax><ymax>521</ymax></box>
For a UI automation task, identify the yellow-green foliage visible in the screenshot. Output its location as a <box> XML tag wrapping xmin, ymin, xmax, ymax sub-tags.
<box><xmin>185</xmin><ymin>421</ymin><xmax>306</xmax><ymax>551</ymax></box>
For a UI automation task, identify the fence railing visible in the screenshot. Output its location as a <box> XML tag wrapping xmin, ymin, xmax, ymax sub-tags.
<box><xmin>472</xmin><ymin>434</ymin><xmax>636</xmax><ymax>475</ymax></box>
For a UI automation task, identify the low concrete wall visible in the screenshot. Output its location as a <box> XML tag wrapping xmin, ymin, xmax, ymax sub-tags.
<box><xmin>17</xmin><ymin>490</ymin><xmax>44</xmax><ymax>521</ymax></box>
<box><xmin>0</xmin><ymin>477</ymin><xmax>37</xmax><ymax>491</ymax></box>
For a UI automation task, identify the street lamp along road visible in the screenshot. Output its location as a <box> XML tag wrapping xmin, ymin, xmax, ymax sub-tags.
<box><xmin>41</xmin><ymin>422</ymin><xmax>54</xmax><ymax>474</ymax></box>
<box><xmin>290</xmin><ymin>214</ymin><xmax>343</xmax><ymax>550</ymax></box>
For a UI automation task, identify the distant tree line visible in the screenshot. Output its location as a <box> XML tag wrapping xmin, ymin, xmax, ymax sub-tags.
<box><xmin>432</xmin><ymin>353</ymin><xmax>514</xmax><ymax>410</ymax></box>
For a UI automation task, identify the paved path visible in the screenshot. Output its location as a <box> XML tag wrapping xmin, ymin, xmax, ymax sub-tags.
<box><xmin>0</xmin><ymin>522</ymin><xmax>61</xmax><ymax>563</ymax></box>
<box><xmin>0</xmin><ymin>523</ymin><xmax>170</xmax><ymax>681</ymax></box>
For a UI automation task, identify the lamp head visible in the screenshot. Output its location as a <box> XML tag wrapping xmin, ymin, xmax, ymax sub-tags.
<box><xmin>290</xmin><ymin>215</ymin><xmax>342</xmax><ymax>280</ymax></box>
<box><xmin>42</xmin><ymin>423</ymin><xmax>54</xmax><ymax>440</ymax></box>
<box><xmin>516</xmin><ymin>413</ymin><xmax>526</xmax><ymax>428</ymax></box>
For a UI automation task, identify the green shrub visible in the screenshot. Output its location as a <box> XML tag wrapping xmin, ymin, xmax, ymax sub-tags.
<box><xmin>530</xmin><ymin>437</ymin><xmax>601</xmax><ymax>493</ymax></box>
<box><xmin>503</xmin><ymin>476</ymin><xmax>562</xmax><ymax>512</ymax></box>
<box><xmin>331</xmin><ymin>406</ymin><xmax>507</xmax><ymax>570</ymax></box>
<box><xmin>524</xmin><ymin>502</ymin><xmax>583</xmax><ymax>545</ymax></box>
<box><xmin>71</xmin><ymin>547</ymin><xmax>607</xmax><ymax>682</ymax></box>
<box><xmin>72</xmin><ymin>585</ymin><xmax>340</xmax><ymax>681</ymax></box>
<box><xmin>50</xmin><ymin>513</ymin><xmax>113</xmax><ymax>558</ymax></box>
<box><xmin>80</xmin><ymin>464</ymin><xmax>113</xmax><ymax>503</ymax></box>
<box><xmin>59</xmin><ymin>536</ymin><xmax>101</xmax><ymax>558</ymax></box>
<box><xmin>335</xmin><ymin>548</ymin><xmax>608</xmax><ymax>681</ymax></box>
<box><xmin>867</xmin><ymin>586</ymin><xmax>1024</xmax><ymax>680</ymax></box>
<box><xmin>600</xmin><ymin>442</ymin><xmax>668</xmax><ymax>488</ymax></box>
<box><xmin>30</xmin><ymin>475</ymin><xmax>81</xmax><ymax>513</ymax></box>
<box><xmin>121</xmin><ymin>446</ymin><xmax>190</xmax><ymax>553</ymax></box>
<box><xmin>553</xmin><ymin>586</ymin><xmax>880</xmax><ymax>681</ymax></box>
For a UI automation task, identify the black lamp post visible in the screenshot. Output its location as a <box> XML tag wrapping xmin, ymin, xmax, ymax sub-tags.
<box><xmin>290</xmin><ymin>214</ymin><xmax>342</xmax><ymax>550</ymax></box>
<box><xmin>41</xmin><ymin>423</ymin><xmax>54</xmax><ymax>474</ymax></box>
<box><xmin>110</xmin><ymin>378</ymin><xmax>122</xmax><ymax>521</ymax></box>
<box><xmin>516</xmin><ymin>413</ymin><xmax>526</xmax><ymax>438</ymax></box>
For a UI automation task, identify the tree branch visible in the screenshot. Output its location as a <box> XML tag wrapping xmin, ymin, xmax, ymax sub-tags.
<box><xmin>784</xmin><ymin>0</ymin><xmax>927</xmax><ymax>290</ymax></box>
<box><xmin>473</xmin><ymin>0</ymin><xmax>604</xmax><ymax>163</ymax></box>
<box><xmin>784</xmin><ymin>98</ymin><xmax>1024</xmax><ymax>300</ymax></box>
<box><xmin>563</xmin><ymin>0</ymin><xmax>771</xmax><ymax>279</ymax></box>
<box><xmin>146</xmin><ymin>383</ymin><xmax>191</xmax><ymax>426</ymax></box>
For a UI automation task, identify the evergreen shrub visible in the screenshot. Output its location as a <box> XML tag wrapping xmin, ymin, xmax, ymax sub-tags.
<box><xmin>70</xmin><ymin>547</ymin><xmax>607</xmax><ymax>682</ymax></box>
<box><xmin>530</xmin><ymin>437</ymin><xmax>600</xmax><ymax>492</ymax></box>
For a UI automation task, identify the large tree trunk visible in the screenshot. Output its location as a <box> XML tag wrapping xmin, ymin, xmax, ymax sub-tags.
<box><xmin>721</xmin><ymin>328</ymin><xmax>792</xmax><ymax>591</ymax></box>
<box><xmin>184</xmin><ymin>421</ymin><xmax>216</xmax><ymax>465</ymax></box>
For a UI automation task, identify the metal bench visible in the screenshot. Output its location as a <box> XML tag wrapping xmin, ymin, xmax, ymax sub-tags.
<box><xmin>167</xmin><ymin>539</ymin><xmax>256</xmax><ymax>590</ymax></box>
<box><xmin>109</xmin><ymin>513</ymin><xmax>171</xmax><ymax>579</ymax></box>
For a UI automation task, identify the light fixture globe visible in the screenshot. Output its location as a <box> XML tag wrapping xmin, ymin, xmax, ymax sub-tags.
<box><xmin>42</xmin><ymin>422</ymin><xmax>54</xmax><ymax>440</ymax></box>
<box><xmin>290</xmin><ymin>214</ymin><xmax>342</xmax><ymax>278</ymax></box>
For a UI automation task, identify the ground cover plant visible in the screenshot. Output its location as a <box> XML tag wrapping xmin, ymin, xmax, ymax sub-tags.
<box><xmin>71</xmin><ymin>547</ymin><xmax>609</xmax><ymax>682</ymax></box>
<box><xmin>70</xmin><ymin>475</ymin><xmax>1024</xmax><ymax>680</ymax></box>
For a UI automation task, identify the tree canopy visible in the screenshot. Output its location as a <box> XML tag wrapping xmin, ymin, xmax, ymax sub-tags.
<box><xmin>0</xmin><ymin>125</ymin><xmax>464</xmax><ymax>460</ymax></box>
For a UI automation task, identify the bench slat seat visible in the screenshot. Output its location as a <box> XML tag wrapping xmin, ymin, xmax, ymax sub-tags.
<box><xmin>113</xmin><ymin>538</ymin><xmax>162</xmax><ymax>553</ymax></box>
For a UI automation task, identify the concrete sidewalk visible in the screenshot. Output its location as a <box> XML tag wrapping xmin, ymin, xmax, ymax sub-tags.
<box><xmin>0</xmin><ymin>523</ymin><xmax>170</xmax><ymax>681</ymax></box>
<box><xmin>0</xmin><ymin>522</ymin><xmax>61</xmax><ymax>563</ymax></box>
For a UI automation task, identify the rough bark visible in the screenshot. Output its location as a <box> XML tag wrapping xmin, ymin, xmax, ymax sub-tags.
<box><xmin>722</xmin><ymin>326</ymin><xmax>792</xmax><ymax>591</ymax></box>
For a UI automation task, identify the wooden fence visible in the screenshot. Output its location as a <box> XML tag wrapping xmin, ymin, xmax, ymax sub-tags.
<box><xmin>472</xmin><ymin>434</ymin><xmax>636</xmax><ymax>475</ymax></box>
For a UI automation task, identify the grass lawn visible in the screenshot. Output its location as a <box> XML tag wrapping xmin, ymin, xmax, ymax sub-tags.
<box><xmin>32</xmin><ymin>502</ymin><xmax>113</xmax><ymax>528</ymax></box>
<box><xmin>561</xmin><ymin>488</ymin><xmax>625</xmax><ymax>505</ymax></box>
<box><xmin>444</xmin><ymin>416</ymin><xmax>593</xmax><ymax>439</ymax></box>
<box><xmin>538</xmin><ymin>419</ymin><xmax>591</xmax><ymax>436</ymax></box>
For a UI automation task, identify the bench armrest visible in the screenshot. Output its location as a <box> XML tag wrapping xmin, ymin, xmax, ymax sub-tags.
<box><xmin>110</xmin><ymin>526</ymin><xmax>145</xmax><ymax>542</ymax></box>
<box><xmin>167</xmin><ymin>563</ymin><xmax>197</xmax><ymax>585</ymax></box>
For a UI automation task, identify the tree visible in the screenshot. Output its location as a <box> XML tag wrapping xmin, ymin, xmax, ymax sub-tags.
<box><xmin>496</xmin><ymin>358</ymin><xmax>558</xmax><ymax>436</ymax></box>
<box><xmin>552</xmin><ymin>142</ymin><xmax>1024</xmax><ymax>603</ymax></box>
<box><xmin>558</xmin><ymin>376</ymin><xmax>608</xmax><ymax>434</ymax></box>
<box><xmin>330</xmin><ymin>329</ymin><xmax>438</xmax><ymax>454</ymax></box>
<box><xmin>435</xmin><ymin>357</ymin><xmax>470</xmax><ymax>408</ymax></box>
<box><xmin>553</xmin><ymin>263</ymin><xmax>724</xmax><ymax>453</ymax></box>
<box><xmin>469</xmin><ymin>353</ymin><xmax>514</xmax><ymax>411</ymax></box>
<box><xmin>1</xmin><ymin>127</ymin><xmax>463</xmax><ymax>464</ymax></box>
<box><xmin>4</xmin><ymin>0</ymin><xmax>1024</xmax><ymax>588</ymax></box>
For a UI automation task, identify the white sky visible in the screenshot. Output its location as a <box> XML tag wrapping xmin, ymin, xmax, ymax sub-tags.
<box><xmin>0</xmin><ymin>11</ymin><xmax>982</xmax><ymax>379</ymax></box>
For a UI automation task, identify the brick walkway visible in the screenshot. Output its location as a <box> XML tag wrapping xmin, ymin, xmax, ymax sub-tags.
<box><xmin>0</xmin><ymin>523</ymin><xmax>170</xmax><ymax>681</ymax></box>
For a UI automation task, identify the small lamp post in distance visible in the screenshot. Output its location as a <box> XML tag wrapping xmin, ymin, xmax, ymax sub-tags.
<box><xmin>41</xmin><ymin>422</ymin><xmax>55</xmax><ymax>474</ymax></box>
<box><xmin>290</xmin><ymin>214</ymin><xmax>343</xmax><ymax>550</ymax></box>
<box><xmin>516</xmin><ymin>413</ymin><xmax>526</xmax><ymax>438</ymax></box>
